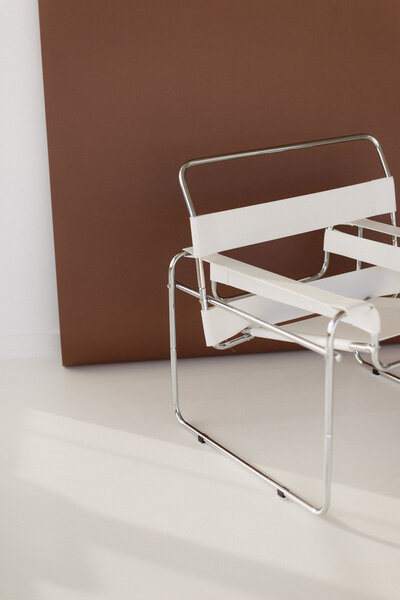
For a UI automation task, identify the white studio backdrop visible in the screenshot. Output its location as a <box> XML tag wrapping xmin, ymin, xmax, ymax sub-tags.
<box><xmin>0</xmin><ymin>0</ymin><xmax>60</xmax><ymax>359</ymax></box>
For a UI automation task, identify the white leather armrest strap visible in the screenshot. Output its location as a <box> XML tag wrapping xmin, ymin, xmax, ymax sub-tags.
<box><xmin>204</xmin><ymin>253</ymin><xmax>380</xmax><ymax>334</ymax></box>
<box><xmin>349</xmin><ymin>218</ymin><xmax>400</xmax><ymax>238</ymax></box>
<box><xmin>324</xmin><ymin>228</ymin><xmax>400</xmax><ymax>272</ymax></box>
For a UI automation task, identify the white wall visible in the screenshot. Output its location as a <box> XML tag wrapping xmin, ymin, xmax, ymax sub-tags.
<box><xmin>0</xmin><ymin>0</ymin><xmax>60</xmax><ymax>359</ymax></box>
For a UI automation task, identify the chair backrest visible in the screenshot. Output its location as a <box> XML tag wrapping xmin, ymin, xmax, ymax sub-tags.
<box><xmin>179</xmin><ymin>134</ymin><xmax>395</xmax><ymax>259</ymax></box>
<box><xmin>190</xmin><ymin>177</ymin><xmax>395</xmax><ymax>258</ymax></box>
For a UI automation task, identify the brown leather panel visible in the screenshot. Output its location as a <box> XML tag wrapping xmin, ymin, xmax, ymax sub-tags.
<box><xmin>38</xmin><ymin>0</ymin><xmax>400</xmax><ymax>365</ymax></box>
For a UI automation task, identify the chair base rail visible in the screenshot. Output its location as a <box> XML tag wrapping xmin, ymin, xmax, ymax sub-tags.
<box><xmin>354</xmin><ymin>351</ymin><xmax>400</xmax><ymax>384</ymax></box>
<box><xmin>174</xmin><ymin>407</ymin><xmax>327</xmax><ymax>515</ymax></box>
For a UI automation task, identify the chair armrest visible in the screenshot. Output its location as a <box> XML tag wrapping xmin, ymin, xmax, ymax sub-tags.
<box><xmin>349</xmin><ymin>218</ymin><xmax>400</xmax><ymax>238</ymax></box>
<box><xmin>324</xmin><ymin>226</ymin><xmax>400</xmax><ymax>273</ymax></box>
<box><xmin>202</xmin><ymin>252</ymin><xmax>380</xmax><ymax>335</ymax></box>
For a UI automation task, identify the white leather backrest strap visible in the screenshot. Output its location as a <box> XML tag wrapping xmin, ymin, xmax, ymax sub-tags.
<box><xmin>190</xmin><ymin>177</ymin><xmax>395</xmax><ymax>258</ymax></box>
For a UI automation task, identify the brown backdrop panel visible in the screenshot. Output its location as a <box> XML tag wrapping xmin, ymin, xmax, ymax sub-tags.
<box><xmin>38</xmin><ymin>0</ymin><xmax>400</xmax><ymax>366</ymax></box>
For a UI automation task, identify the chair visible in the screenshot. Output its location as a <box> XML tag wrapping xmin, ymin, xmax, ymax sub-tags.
<box><xmin>168</xmin><ymin>134</ymin><xmax>400</xmax><ymax>515</ymax></box>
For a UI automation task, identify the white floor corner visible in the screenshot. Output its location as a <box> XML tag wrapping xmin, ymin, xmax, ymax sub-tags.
<box><xmin>0</xmin><ymin>344</ymin><xmax>399</xmax><ymax>600</ymax></box>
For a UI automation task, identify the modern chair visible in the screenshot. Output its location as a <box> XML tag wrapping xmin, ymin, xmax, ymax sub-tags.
<box><xmin>168</xmin><ymin>134</ymin><xmax>400</xmax><ymax>515</ymax></box>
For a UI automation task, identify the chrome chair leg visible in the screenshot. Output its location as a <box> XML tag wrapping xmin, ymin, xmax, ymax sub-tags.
<box><xmin>169</xmin><ymin>253</ymin><xmax>341</xmax><ymax>516</ymax></box>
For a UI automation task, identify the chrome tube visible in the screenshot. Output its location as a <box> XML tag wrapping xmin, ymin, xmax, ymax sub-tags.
<box><xmin>371</xmin><ymin>349</ymin><xmax>400</xmax><ymax>373</ymax></box>
<box><xmin>354</xmin><ymin>350</ymin><xmax>400</xmax><ymax>384</ymax></box>
<box><xmin>179</xmin><ymin>134</ymin><xmax>391</xmax><ymax>219</ymax></box>
<box><xmin>318</xmin><ymin>310</ymin><xmax>345</xmax><ymax>514</ymax></box>
<box><xmin>356</xmin><ymin>226</ymin><xmax>363</xmax><ymax>270</ymax></box>
<box><xmin>168</xmin><ymin>251</ymin><xmax>188</xmax><ymax>418</ymax></box>
<box><xmin>210</xmin><ymin>279</ymin><xmax>255</xmax><ymax>303</ymax></box>
<box><xmin>213</xmin><ymin>332</ymin><xmax>254</xmax><ymax>350</ymax></box>
<box><xmin>390</xmin><ymin>211</ymin><xmax>398</xmax><ymax>248</ymax></box>
<box><xmin>300</xmin><ymin>251</ymin><xmax>330</xmax><ymax>283</ymax></box>
<box><xmin>169</xmin><ymin>252</ymin><xmax>348</xmax><ymax>515</ymax></box>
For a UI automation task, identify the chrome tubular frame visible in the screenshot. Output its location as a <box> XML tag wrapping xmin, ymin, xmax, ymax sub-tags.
<box><xmin>354</xmin><ymin>351</ymin><xmax>400</xmax><ymax>384</ymax></box>
<box><xmin>170</xmin><ymin>134</ymin><xmax>399</xmax><ymax>515</ymax></box>
<box><xmin>169</xmin><ymin>251</ymin><xmax>349</xmax><ymax>515</ymax></box>
<box><xmin>354</xmin><ymin>341</ymin><xmax>400</xmax><ymax>383</ymax></box>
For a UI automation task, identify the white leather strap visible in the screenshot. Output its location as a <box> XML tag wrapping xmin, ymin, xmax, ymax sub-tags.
<box><xmin>349</xmin><ymin>218</ymin><xmax>400</xmax><ymax>238</ymax></box>
<box><xmin>205</xmin><ymin>253</ymin><xmax>380</xmax><ymax>334</ymax></box>
<box><xmin>190</xmin><ymin>177</ymin><xmax>395</xmax><ymax>258</ymax></box>
<box><xmin>324</xmin><ymin>228</ymin><xmax>400</xmax><ymax>272</ymax></box>
<box><xmin>201</xmin><ymin>266</ymin><xmax>399</xmax><ymax>346</ymax></box>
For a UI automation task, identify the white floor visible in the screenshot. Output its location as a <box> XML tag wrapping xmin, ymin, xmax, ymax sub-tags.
<box><xmin>1</xmin><ymin>345</ymin><xmax>399</xmax><ymax>599</ymax></box>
